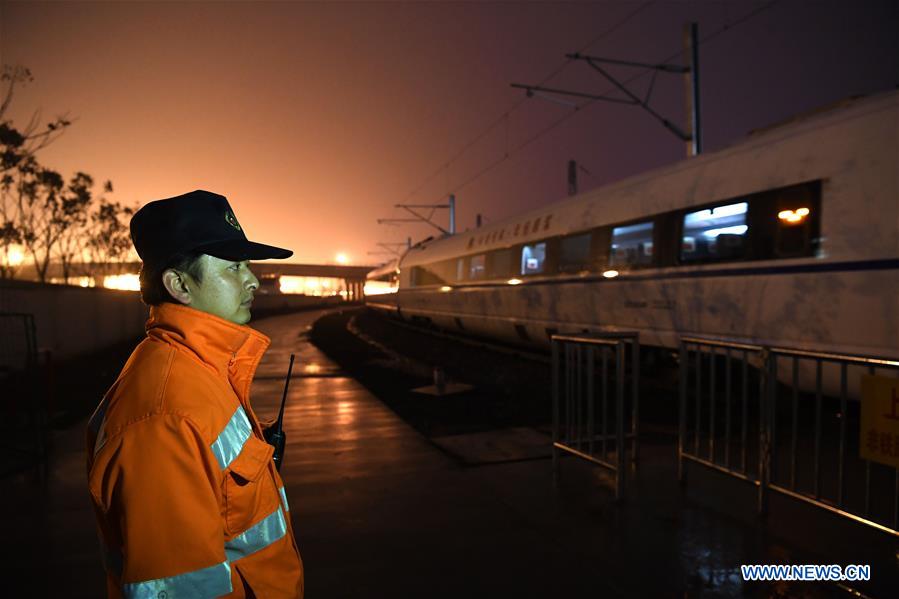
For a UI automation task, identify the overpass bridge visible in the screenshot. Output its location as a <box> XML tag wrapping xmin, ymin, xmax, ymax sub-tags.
<box><xmin>15</xmin><ymin>261</ymin><xmax>377</xmax><ymax>301</ymax></box>
<box><xmin>249</xmin><ymin>262</ymin><xmax>375</xmax><ymax>301</ymax></box>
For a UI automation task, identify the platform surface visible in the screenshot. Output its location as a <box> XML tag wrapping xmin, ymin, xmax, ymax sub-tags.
<box><xmin>3</xmin><ymin>308</ymin><xmax>897</xmax><ymax>597</ymax></box>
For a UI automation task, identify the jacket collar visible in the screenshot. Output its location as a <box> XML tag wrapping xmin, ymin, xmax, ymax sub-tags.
<box><xmin>146</xmin><ymin>302</ymin><xmax>271</xmax><ymax>403</ymax></box>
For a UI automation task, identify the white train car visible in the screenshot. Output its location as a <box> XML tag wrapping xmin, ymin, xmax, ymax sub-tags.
<box><xmin>364</xmin><ymin>260</ymin><xmax>400</xmax><ymax>296</ymax></box>
<box><xmin>368</xmin><ymin>91</ymin><xmax>898</xmax><ymax>386</ymax></box>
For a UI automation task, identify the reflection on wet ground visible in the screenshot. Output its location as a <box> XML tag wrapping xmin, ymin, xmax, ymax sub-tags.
<box><xmin>3</xmin><ymin>308</ymin><xmax>897</xmax><ymax>597</ymax></box>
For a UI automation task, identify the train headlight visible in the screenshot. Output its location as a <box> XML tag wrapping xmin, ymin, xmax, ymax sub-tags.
<box><xmin>507</xmin><ymin>278</ymin><xmax>523</xmax><ymax>285</ymax></box>
<box><xmin>440</xmin><ymin>286</ymin><xmax>453</xmax><ymax>292</ymax></box>
<box><xmin>602</xmin><ymin>270</ymin><xmax>619</xmax><ymax>279</ymax></box>
<box><xmin>778</xmin><ymin>207</ymin><xmax>810</xmax><ymax>224</ymax></box>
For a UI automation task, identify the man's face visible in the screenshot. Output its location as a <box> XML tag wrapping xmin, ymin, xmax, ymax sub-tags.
<box><xmin>184</xmin><ymin>255</ymin><xmax>259</xmax><ymax>325</ymax></box>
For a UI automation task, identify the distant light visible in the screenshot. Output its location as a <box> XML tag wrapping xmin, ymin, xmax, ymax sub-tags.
<box><xmin>364</xmin><ymin>281</ymin><xmax>397</xmax><ymax>295</ymax></box>
<box><xmin>507</xmin><ymin>278</ymin><xmax>522</xmax><ymax>285</ymax></box>
<box><xmin>103</xmin><ymin>274</ymin><xmax>140</xmax><ymax>291</ymax></box>
<box><xmin>2</xmin><ymin>244</ymin><xmax>24</xmax><ymax>267</ymax></box>
<box><xmin>279</xmin><ymin>276</ymin><xmax>302</xmax><ymax>294</ymax></box>
<box><xmin>602</xmin><ymin>270</ymin><xmax>619</xmax><ymax>279</ymax></box>
<box><xmin>279</xmin><ymin>275</ymin><xmax>343</xmax><ymax>296</ymax></box>
<box><xmin>335</xmin><ymin>253</ymin><xmax>349</xmax><ymax>265</ymax></box>
<box><xmin>440</xmin><ymin>285</ymin><xmax>453</xmax><ymax>292</ymax></box>
<box><xmin>778</xmin><ymin>207</ymin><xmax>810</xmax><ymax>224</ymax></box>
<box><xmin>304</xmin><ymin>363</ymin><xmax>322</xmax><ymax>374</ymax></box>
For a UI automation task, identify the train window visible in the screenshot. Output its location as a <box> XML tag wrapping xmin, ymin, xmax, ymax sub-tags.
<box><xmin>681</xmin><ymin>201</ymin><xmax>748</xmax><ymax>262</ymax></box>
<box><xmin>431</xmin><ymin>260</ymin><xmax>453</xmax><ymax>284</ymax></box>
<box><xmin>456</xmin><ymin>257</ymin><xmax>467</xmax><ymax>281</ymax></box>
<box><xmin>610</xmin><ymin>222</ymin><xmax>654</xmax><ymax>267</ymax></box>
<box><xmin>469</xmin><ymin>254</ymin><xmax>486</xmax><ymax>279</ymax></box>
<box><xmin>775</xmin><ymin>181</ymin><xmax>820</xmax><ymax>258</ymax></box>
<box><xmin>558</xmin><ymin>233</ymin><xmax>592</xmax><ymax>273</ymax></box>
<box><xmin>746</xmin><ymin>180</ymin><xmax>821</xmax><ymax>260</ymax></box>
<box><xmin>521</xmin><ymin>242</ymin><xmax>546</xmax><ymax>275</ymax></box>
<box><xmin>411</xmin><ymin>265</ymin><xmax>443</xmax><ymax>287</ymax></box>
<box><xmin>489</xmin><ymin>247</ymin><xmax>515</xmax><ymax>279</ymax></box>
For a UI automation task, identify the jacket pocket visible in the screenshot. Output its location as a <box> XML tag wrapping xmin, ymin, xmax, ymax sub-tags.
<box><xmin>223</xmin><ymin>435</ymin><xmax>276</xmax><ymax>536</ymax></box>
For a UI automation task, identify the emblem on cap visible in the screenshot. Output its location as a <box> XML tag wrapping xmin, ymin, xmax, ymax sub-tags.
<box><xmin>225</xmin><ymin>210</ymin><xmax>242</xmax><ymax>231</ymax></box>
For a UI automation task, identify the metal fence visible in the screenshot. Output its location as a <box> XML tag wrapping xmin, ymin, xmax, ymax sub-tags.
<box><xmin>679</xmin><ymin>335</ymin><xmax>899</xmax><ymax>537</ymax></box>
<box><xmin>552</xmin><ymin>332</ymin><xmax>639</xmax><ymax>500</ymax></box>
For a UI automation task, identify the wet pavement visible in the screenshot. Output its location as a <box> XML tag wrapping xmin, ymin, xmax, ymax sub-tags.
<box><xmin>3</xmin><ymin>307</ymin><xmax>898</xmax><ymax>597</ymax></box>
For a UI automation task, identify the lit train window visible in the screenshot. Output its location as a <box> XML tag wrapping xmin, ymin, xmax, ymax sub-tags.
<box><xmin>681</xmin><ymin>201</ymin><xmax>748</xmax><ymax>262</ymax></box>
<box><xmin>609</xmin><ymin>222</ymin><xmax>654</xmax><ymax>268</ymax></box>
<box><xmin>774</xmin><ymin>181</ymin><xmax>820</xmax><ymax>258</ymax></box>
<box><xmin>521</xmin><ymin>242</ymin><xmax>546</xmax><ymax>275</ymax></box>
<box><xmin>777</xmin><ymin>207</ymin><xmax>811</xmax><ymax>256</ymax></box>
<box><xmin>469</xmin><ymin>254</ymin><xmax>486</xmax><ymax>279</ymax></box>
<box><xmin>559</xmin><ymin>233</ymin><xmax>591</xmax><ymax>273</ymax></box>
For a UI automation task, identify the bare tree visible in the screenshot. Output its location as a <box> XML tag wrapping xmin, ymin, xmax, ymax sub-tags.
<box><xmin>0</xmin><ymin>64</ymin><xmax>72</xmax><ymax>278</ymax></box>
<box><xmin>87</xmin><ymin>187</ymin><xmax>136</xmax><ymax>280</ymax></box>
<box><xmin>16</xmin><ymin>161</ymin><xmax>95</xmax><ymax>283</ymax></box>
<box><xmin>0</xmin><ymin>65</ymin><xmax>71</xmax><ymax>174</ymax></box>
<box><xmin>0</xmin><ymin>172</ymin><xmax>23</xmax><ymax>278</ymax></box>
<box><xmin>55</xmin><ymin>174</ymin><xmax>99</xmax><ymax>283</ymax></box>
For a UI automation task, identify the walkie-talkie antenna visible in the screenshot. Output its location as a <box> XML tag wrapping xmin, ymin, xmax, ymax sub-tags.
<box><xmin>275</xmin><ymin>353</ymin><xmax>295</xmax><ymax>435</ymax></box>
<box><xmin>267</xmin><ymin>353</ymin><xmax>295</xmax><ymax>471</ymax></box>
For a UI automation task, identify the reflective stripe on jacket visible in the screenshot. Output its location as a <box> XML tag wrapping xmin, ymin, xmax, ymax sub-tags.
<box><xmin>86</xmin><ymin>302</ymin><xmax>304</xmax><ymax>598</ymax></box>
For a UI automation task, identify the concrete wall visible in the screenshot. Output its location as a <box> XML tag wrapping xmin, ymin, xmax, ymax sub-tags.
<box><xmin>0</xmin><ymin>279</ymin><xmax>148</xmax><ymax>361</ymax></box>
<box><xmin>0</xmin><ymin>279</ymin><xmax>345</xmax><ymax>361</ymax></box>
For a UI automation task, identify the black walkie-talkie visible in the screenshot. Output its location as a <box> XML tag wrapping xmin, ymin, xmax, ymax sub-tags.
<box><xmin>265</xmin><ymin>353</ymin><xmax>294</xmax><ymax>471</ymax></box>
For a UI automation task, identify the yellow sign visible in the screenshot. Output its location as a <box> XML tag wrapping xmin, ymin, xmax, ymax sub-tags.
<box><xmin>860</xmin><ymin>375</ymin><xmax>899</xmax><ymax>468</ymax></box>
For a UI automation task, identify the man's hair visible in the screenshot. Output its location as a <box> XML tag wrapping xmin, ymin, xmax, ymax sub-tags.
<box><xmin>138</xmin><ymin>251</ymin><xmax>206</xmax><ymax>306</ymax></box>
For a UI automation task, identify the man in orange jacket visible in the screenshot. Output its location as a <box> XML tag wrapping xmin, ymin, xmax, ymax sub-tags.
<box><xmin>86</xmin><ymin>190</ymin><xmax>304</xmax><ymax>598</ymax></box>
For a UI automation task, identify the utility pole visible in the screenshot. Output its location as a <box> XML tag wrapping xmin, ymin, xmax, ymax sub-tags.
<box><xmin>448</xmin><ymin>194</ymin><xmax>455</xmax><ymax>235</ymax></box>
<box><xmin>684</xmin><ymin>22</ymin><xmax>702</xmax><ymax>156</ymax></box>
<box><xmin>568</xmin><ymin>160</ymin><xmax>578</xmax><ymax>196</ymax></box>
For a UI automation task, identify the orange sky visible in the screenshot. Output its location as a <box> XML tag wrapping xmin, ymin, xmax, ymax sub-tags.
<box><xmin>1</xmin><ymin>1</ymin><xmax>896</xmax><ymax>266</ymax></box>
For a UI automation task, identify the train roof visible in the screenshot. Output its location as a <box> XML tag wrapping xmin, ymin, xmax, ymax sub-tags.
<box><xmin>366</xmin><ymin>259</ymin><xmax>400</xmax><ymax>280</ymax></box>
<box><xmin>401</xmin><ymin>89</ymin><xmax>898</xmax><ymax>267</ymax></box>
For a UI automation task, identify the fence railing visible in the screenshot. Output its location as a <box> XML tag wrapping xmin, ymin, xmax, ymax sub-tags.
<box><xmin>678</xmin><ymin>337</ymin><xmax>767</xmax><ymax>504</ymax></box>
<box><xmin>552</xmin><ymin>332</ymin><xmax>639</xmax><ymax>500</ymax></box>
<box><xmin>679</xmin><ymin>335</ymin><xmax>899</xmax><ymax>537</ymax></box>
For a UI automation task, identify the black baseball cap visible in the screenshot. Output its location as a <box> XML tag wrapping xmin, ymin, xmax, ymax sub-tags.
<box><xmin>130</xmin><ymin>190</ymin><xmax>292</xmax><ymax>269</ymax></box>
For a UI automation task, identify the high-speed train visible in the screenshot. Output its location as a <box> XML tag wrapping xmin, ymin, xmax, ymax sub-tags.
<box><xmin>367</xmin><ymin>91</ymin><xmax>898</xmax><ymax>384</ymax></box>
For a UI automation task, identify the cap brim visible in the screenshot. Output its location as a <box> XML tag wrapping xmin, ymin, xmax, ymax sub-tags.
<box><xmin>195</xmin><ymin>239</ymin><xmax>293</xmax><ymax>261</ymax></box>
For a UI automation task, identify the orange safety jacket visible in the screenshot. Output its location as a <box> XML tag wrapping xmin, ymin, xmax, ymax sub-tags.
<box><xmin>86</xmin><ymin>302</ymin><xmax>304</xmax><ymax>598</ymax></box>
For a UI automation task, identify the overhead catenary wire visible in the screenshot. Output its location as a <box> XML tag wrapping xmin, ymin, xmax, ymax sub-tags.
<box><xmin>402</xmin><ymin>1</ymin><xmax>656</xmax><ymax>202</ymax></box>
<box><xmin>387</xmin><ymin>0</ymin><xmax>779</xmax><ymax>249</ymax></box>
<box><xmin>448</xmin><ymin>0</ymin><xmax>780</xmax><ymax>195</ymax></box>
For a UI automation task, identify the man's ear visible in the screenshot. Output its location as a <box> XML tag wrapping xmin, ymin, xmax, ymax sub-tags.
<box><xmin>162</xmin><ymin>269</ymin><xmax>192</xmax><ymax>305</ymax></box>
